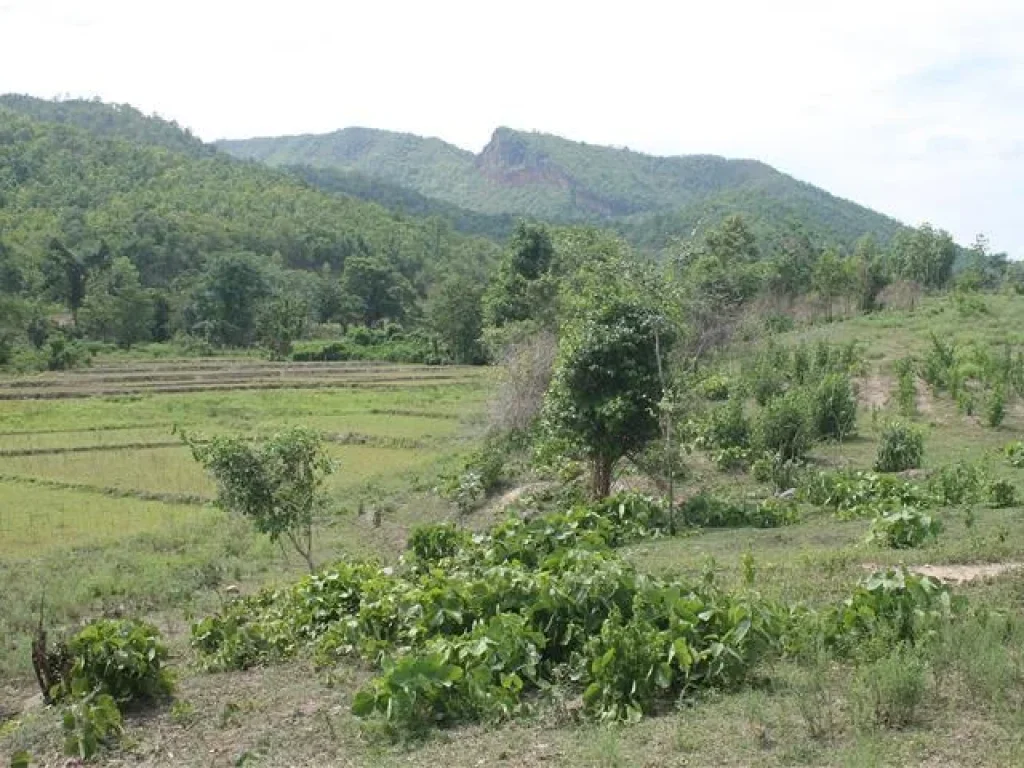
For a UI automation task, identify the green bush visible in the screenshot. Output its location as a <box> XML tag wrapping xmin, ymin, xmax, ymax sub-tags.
<box><xmin>874</xmin><ymin>422</ymin><xmax>924</xmax><ymax>473</ymax></box>
<box><xmin>893</xmin><ymin>357</ymin><xmax>917</xmax><ymax>418</ymax></box>
<box><xmin>697</xmin><ymin>374</ymin><xmax>732</xmax><ymax>401</ymax></box>
<box><xmin>985</xmin><ymin>384</ymin><xmax>1006</xmax><ymax>428</ymax></box>
<box><xmin>755</xmin><ymin>390</ymin><xmax>813</xmax><ymax>462</ymax></box>
<box><xmin>811</xmin><ymin>373</ymin><xmax>858</xmax><ymax>440</ymax></box>
<box><xmin>868</xmin><ymin>508</ymin><xmax>941</xmax><ymax>549</ymax></box>
<box><xmin>801</xmin><ymin>469</ymin><xmax>932</xmax><ymax>518</ymax></box>
<box><xmin>751</xmin><ymin>451</ymin><xmax>803</xmax><ymax>491</ymax></box>
<box><xmin>61</xmin><ymin>691</ymin><xmax>124</xmax><ymax>760</ymax></box>
<box><xmin>696</xmin><ymin>399</ymin><xmax>750</xmax><ymax>450</ymax></box>
<box><xmin>928</xmin><ymin>461</ymin><xmax>985</xmax><ymax>506</ymax></box>
<box><xmin>987</xmin><ymin>479</ymin><xmax>1017</xmax><ymax>508</ymax></box>
<box><xmin>1005</xmin><ymin>441</ymin><xmax>1024</xmax><ymax>468</ymax></box>
<box><xmin>62</xmin><ymin>619</ymin><xmax>173</xmax><ymax>705</ymax></box>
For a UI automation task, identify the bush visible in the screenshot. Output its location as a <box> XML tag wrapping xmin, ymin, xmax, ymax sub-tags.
<box><xmin>755</xmin><ymin>390</ymin><xmax>813</xmax><ymax>462</ymax></box>
<box><xmin>801</xmin><ymin>470</ymin><xmax>932</xmax><ymax>518</ymax></box>
<box><xmin>1006</xmin><ymin>442</ymin><xmax>1024</xmax><ymax>468</ymax></box>
<box><xmin>985</xmin><ymin>384</ymin><xmax>1006</xmax><ymax>428</ymax></box>
<box><xmin>928</xmin><ymin>461</ymin><xmax>985</xmax><ymax>506</ymax></box>
<box><xmin>61</xmin><ymin>691</ymin><xmax>124</xmax><ymax>760</ymax></box>
<box><xmin>868</xmin><ymin>508</ymin><xmax>941</xmax><ymax>549</ymax></box>
<box><xmin>697</xmin><ymin>374</ymin><xmax>732</xmax><ymax>401</ymax></box>
<box><xmin>987</xmin><ymin>479</ymin><xmax>1017</xmax><ymax>508</ymax></box>
<box><xmin>696</xmin><ymin>399</ymin><xmax>750</xmax><ymax>450</ymax></box>
<box><xmin>751</xmin><ymin>451</ymin><xmax>803</xmax><ymax>491</ymax></box>
<box><xmin>893</xmin><ymin>357</ymin><xmax>917</xmax><ymax>418</ymax></box>
<box><xmin>62</xmin><ymin>619</ymin><xmax>174</xmax><ymax>705</ymax></box>
<box><xmin>874</xmin><ymin>422</ymin><xmax>924</xmax><ymax>472</ymax></box>
<box><xmin>811</xmin><ymin>373</ymin><xmax>858</xmax><ymax>440</ymax></box>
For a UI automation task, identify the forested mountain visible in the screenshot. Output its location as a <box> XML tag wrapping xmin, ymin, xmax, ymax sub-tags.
<box><xmin>0</xmin><ymin>106</ymin><xmax>497</xmax><ymax>288</ymax></box>
<box><xmin>0</xmin><ymin>94</ymin><xmax>211</xmax><ymax>157</ymax></box>
<box><xmin>218</xmin><ymin>126</ymin><xmax>906</xmax><ymax>251</ymax></box>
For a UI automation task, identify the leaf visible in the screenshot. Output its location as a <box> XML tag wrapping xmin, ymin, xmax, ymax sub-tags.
<box><xmin>350</xmin><ymin>690</ymin><xmax>376</xmax><ymax>717</ymax></box>
<box><xmin>9</xmin><ymin>751</ymin><xmax>31</xmax><ymax>768</ymax></box>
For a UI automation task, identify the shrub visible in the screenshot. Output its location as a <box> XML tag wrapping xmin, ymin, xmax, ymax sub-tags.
<box><xmin>874</xmin><ymin>422</ymin><xmax>924</xmax><ymax>473</ymax></box>
<box><xmin>61</xmin><ymin>691</ymin><xmax>124</xmax><ymax>760</ymax></box>
<box><xmin>751</xmin><ymin>451</ymin><xmax>803</xmax><ymax>491</ymax></box>
<box><xmin>987</xmin><ymin>479</ymin><xmax>1017</xmax><ymax>508</ymax></box>
<box><xmin>985</xmin><ymin>384</ymin><xmax>1006</xmax><ymax>428</ymax></box>
<box><xmin>928</xmin><ymin>461</ymin><xmax>985</xmax><ymax>506</ymax></box>
<box><xmin>711</xmin><ymin>446</ymin><xmax>752</xmax><ymax>472</ymax></box>
<box><xmin>696</xmin><ymin>399</ymin><xmax>750</xmax><ymax>450</ymax></box>
<box><xmin>697</xmin><ymin>374</ymin><xmax>732</xmax><ymax>401</ymax></box>
<box><xmin>801</xmin><ymin>470</ymin><xmax>932</xmax><ymax>518</ymax></box>
<box><xmin>61</xmin><ymin>619</ymin><xmax>173</xmax><ymax>705</ymax></box>
<box><xmin>1005</xmin><ymin>441</ymin><xmax>1024</xmax><ymax>468</ymax></box>
<box><xmin>408</xmin><ymin>523</ymin><xmax>473</xmax><ymax>564</ymax></box>
<box><xmin>755</xmin><ymin>390</ymin><xmax>813</xmax><ymax>462</ymax></box>
<box><xmin>811</xmin><ymin>373</ymin><xmax>858</xmax><ymax>440</ymax></box>
<box><xmin>893</xmin><ymin>357</ymin><xmax>917</xmax><ymax>418</ymax></box>
<box><xmin>868</xmin><ymin>508</ymin><xmax>941</xmax><ymax>549</ymax></box>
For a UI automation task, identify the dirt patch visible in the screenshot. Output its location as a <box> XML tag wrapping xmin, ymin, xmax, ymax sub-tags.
<box><xmin>866</xmin><ymin>562</ymin><xmax>1024</xmax><ymax>583</ymax></box>
<box><xmin>858</xmin><ymin>375</ymin><xmax>892</xmax><ymax>409</ymax></box>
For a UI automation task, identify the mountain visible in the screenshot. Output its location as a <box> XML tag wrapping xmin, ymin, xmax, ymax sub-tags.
<box><xmin>218</xmin><ymin>126</ymin><xmax>907</xmax><ymax>251</ymax></box>
<box><xmin>0</xmin><ymin>101</ymin><xmax>499</xmax><ymax>291</ymax></box>
<box><xmin>0</xmin><ymin>94</ymin><xmax>212</xmax><ymax>157</ymax></box>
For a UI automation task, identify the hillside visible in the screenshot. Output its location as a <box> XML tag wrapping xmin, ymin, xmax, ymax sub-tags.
<box><xmin>0</xmin><ymin>106</ymin><xmax>499</xmax><ymax>290</ymax></box>
<box><xmin>218</xmin><ymin>126</ymin><xmax>907</xmax><ymax>251</ymax></box>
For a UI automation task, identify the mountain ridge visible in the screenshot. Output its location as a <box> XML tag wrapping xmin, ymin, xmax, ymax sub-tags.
<box><xmin>217</xmin><ymin>125</ymin><xmax>906</xmax><ymax>250</ymax></box>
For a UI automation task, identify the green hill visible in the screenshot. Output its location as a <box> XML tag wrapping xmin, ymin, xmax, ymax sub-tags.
<box><xmin>218</xmin><ymin>125</ymin><xmax>907</xmax><ymax>251</ymax></box>
<box><xmin>0</xmin><ymin>105</ymin><xmax>499</xmax><ymax>290</ymax></box>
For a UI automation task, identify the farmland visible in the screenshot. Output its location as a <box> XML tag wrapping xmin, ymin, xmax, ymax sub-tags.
<box><xmin>0</xmin><ymin>360</ymin><xmax>490</xmax><ymax>686</ymax></box>
<box><xmin>4</xmin><ymin>296</ymin><xmax>1024</xmax><ymax>767</ymax></box>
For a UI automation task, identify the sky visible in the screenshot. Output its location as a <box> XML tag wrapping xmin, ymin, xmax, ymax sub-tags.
<box><xmin>2</xmin><ymin>0</ymin><xmax>1023</xmax><ymax>255</ymax></box>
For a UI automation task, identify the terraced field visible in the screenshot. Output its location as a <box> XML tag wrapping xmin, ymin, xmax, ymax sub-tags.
<box><xmin>0</xmin><ymin>358</ymin><xmax>491</xmax><ymax>682</ymax></box>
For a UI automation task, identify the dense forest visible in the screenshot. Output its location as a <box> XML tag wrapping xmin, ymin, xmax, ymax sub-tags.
<box><xmin>219</xmin><ymin>125</ymin><xmax>907</xmax><ymax>251</ymax></box>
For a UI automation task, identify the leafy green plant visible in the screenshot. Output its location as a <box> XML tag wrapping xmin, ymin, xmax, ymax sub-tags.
<box><xmin>1005</xmin><ymin>441</ymin><xmax>1024</xmax><ymax>468</ymax></box>
<box><xmin>407</xmin><ymin>523</ymin><xmax>473</xmax><ymax>564</ymax></box>
<box><xmin>985</xmin><ymin>384</ymin><xmax>1006</xmax><ymax>428</ymax></box>
<box><xmin>874</xmin><ymin>422</ymin><xmax>924</xmax><ymax>473</ymax></box>
<box><xmin>697</xmin><ymin>374</ymin><xmax>732</xmax><ymax>401</ymax></box>
<box><xmin>811</xmin><ymin>373</ymin><xmax>858</xmax><ymax>440</ymax></box>
<box><xmin>60</xmin><ymin>619</ymin><xmax>173</xmax><ymax>705</ymax></box>
<box><xmin>61</xmin><ymin>689</ymin><xmax>124</xmax><ymax>760</ymax></box>
<box><xmin>755</xmin><ymin>390</ymin><xmax>813</xmax><ymax>462</ymax></box>
<box><xmin>868</xmin><ymin>508</ymin><xmax>941</xmax><ymax>549</ymax></box>
<box><xmin>801</xmin><ymin>469</ymin><xmax>932</xmax><ymax>518</ymax></box>
<box><xmin>893</xmin><ymin>356</ymin><xmax>917</xmax><ymax>418</ymax></box>
<box><xmin>694</xmin><ymin>398</ymin><xmax>750</xmax><ymax>451</ymax></box>
<box><xmin>987</xmin><ymin>479</ymin><xmax>1017</xmax><ymax>508</ymax></box>
<box><xmin>928</xmin><ymin>461</ymin><xmax>985</xmax><ymax>506</ymax></box>
<box><xmin>352</xmin><ymin>652</ymin><xmax>468</xmax><ymax>735</ymax></box>
<box><xmin>751</xmin><ymin>451</ymin><xmax>803</xmax><ymax>491</ymax></box>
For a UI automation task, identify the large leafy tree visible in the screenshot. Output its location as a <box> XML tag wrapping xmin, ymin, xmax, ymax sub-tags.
<box><xmin>342</xmin><ymin>254</ymin><xmax>415</xmax><ymax>327</ymax></box>
<box><xmin>890</xmin><ymin>224</ymin><xmax>956</xmax><ymax>289</ymax></box>
<box><xmin>482</xmin><ymin>222</ymin><xmax>557</xmax><ymax>329</ymax></box>
<box><xmin>542</xmin><ymin>294</ymin><xmax>672</xmax><ymax>498</ymax></box>
<box><xmin>427</xmin><ymin>274</ymin><xmax>485</xmax><ymax>364</ymax></box>
<box><xmin>78</xmin><ymin>256</ymin><xmax>154</xmax><ymax>347</ymax></box>
<box><xmin>185</xmin><ymin>251</ymin><xmax>269</xmax><ymax>346</ymax></box>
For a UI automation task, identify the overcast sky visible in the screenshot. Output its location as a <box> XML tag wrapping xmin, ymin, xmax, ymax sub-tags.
<box><xmin>2</xmin><ymin>0</ymin><xmax>1023</xmax><ymax>255</ymax></box>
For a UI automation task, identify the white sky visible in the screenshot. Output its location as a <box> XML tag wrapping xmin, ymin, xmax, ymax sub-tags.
<box><xmin>2</xmin><ymin>0</ymin><xmax>1023</xmax><ymax>255</ymax></box>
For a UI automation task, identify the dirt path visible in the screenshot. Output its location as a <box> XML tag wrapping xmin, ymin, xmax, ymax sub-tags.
<box><xmin>867</xmin><ymin>562</ymin><xmax>1024</xmax><ymax>583</ymax></box>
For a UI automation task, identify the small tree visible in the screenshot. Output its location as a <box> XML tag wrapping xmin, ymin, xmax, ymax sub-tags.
<box><xmin>542</xmin><ymin>297</ymin><xmax>671</xmax><ymax>498</ymax></box>
<box><xmin>184</xmin><ymin>428</ymin><xmax>333</xmax><ymax>571</ymax></box>
<box><xmin>256</xmin><ymin>295</ymin><xmax>309</xmax><ymax>360</ymax></box>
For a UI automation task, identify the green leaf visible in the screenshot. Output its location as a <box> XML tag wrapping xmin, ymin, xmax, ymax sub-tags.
<box><xmin>350</xmin><ymin>690</ymin><xmax>376</xmax><ymax>717</ymax></box>
<box><xmin>9</xmin><ymin>751</ymin><xmax>31</xmax><ymax>768</ymax></box>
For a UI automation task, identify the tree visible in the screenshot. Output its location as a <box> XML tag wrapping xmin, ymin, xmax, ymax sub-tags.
<box><xmin>482</xmin><ymin>222</ymin><xmax>557</xmax><ymax>329</ymax></box>
<box><xmin>542</xmin><ymin>296</ymin><xmax>672</xmax><ymax>498</ymax></box>
<box><xmin>185</xmin><ymin>428</ymin><xmax>334</xmax><ymax>572</ymax></box>
<box><xmin>427</xmin><ymin>274</ymin><xmax>485</xmax><ymax>364</ymax></box>
<box><xmin>186</xmin><ymin>252</ymin><xmax>269</xmax><ymax>346</ymax></box>
<box><xmin>78</xmin><ymin>256</ymin><xmax>154</xmax><ymax>347</ymax></box>
<box><xmin>890</xmin><ymin>224</ymin><xmax>956</xmax><ymax>289</ymax></box>
<box><xmin>256</xmin><ymin>295</ymin><xmax>309</xmax><ymax>360</ymax></box>
<box><xmin>766</xmin><ymin>226</ymin><xmax>818</xmax><ymax>301</ymax></box>
<box><xmin>43</xmin><ymin>239</ymin><xmax>111</xmax><ymax>325</ymax></box>
<box><xmin>811</xmin><ymin>248</ymin><xmax>848</xmax><ymax>321</ymax></box>
<box><xmin>848</xmin><ymin>234</ymin><xmax>889</xmax><ymax>312</ymax></box>
<box><xmin>680</xmin><ymin>215</ymin><xmax>763</xmax><ymax>311</ymax></box>
<box><xmin>342</xmin><ymin>254</ymin><xmax>414</xmax><ymax>327</ymax></box>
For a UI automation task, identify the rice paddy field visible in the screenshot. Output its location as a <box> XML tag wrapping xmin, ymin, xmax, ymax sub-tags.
<box><xmin>0</xmin><ymin>359</ymin><xmax>490</xmax><ymax>685</ymax></box>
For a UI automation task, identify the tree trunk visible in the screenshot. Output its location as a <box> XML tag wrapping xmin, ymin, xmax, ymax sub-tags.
<box><xmin>591</xmin><ymin>454</ymin><xmax>614</xmax><ymax>499</ymax></box>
